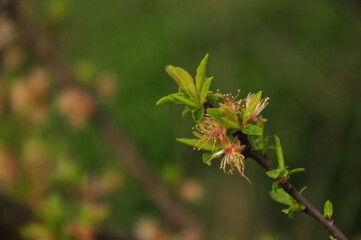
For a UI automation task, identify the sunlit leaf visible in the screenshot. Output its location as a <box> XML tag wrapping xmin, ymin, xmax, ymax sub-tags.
<box><xmin>196</xmin><ymin>54</ymin><xmax>210</xmax><ymax>94</ymax></box>
<box><xmin>156</xmin><ymin>93</ymin><xmax>198</xmax><ymax>107</ymax></box>
<box><xmin>166</xmin><ymin>65</ymin><xmax>198</xmax><ymax>105</ymax></box>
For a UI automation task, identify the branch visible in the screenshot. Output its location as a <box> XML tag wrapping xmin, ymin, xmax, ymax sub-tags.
<box><xmin>3</xmin><ymin>1</ymin><xmax>205</xmax><ymax>239</ymax></box>
<box><xmin>245</xmin><ymin>150</ymin><xmax>349</xmax><ymax>240</ymax></box>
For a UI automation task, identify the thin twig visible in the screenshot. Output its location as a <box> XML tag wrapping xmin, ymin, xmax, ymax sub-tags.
<box><xmin>3</xmin><ymin>1</ymin><xmax>205</xmax><ymax>239</ymax></box>
<box><xmin>245</xmin><ymin>150</ymin><xmax>349</xmax><ymax>240</ymax></box>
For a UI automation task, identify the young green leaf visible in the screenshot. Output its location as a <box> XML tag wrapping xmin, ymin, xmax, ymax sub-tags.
<box><xmin>242</xmin><ymin>91</ymin><xmax>262</xmax><ymax>124</ymax></box>
<box><xmin>192</xmin><ymin>108</ymin><xmax>204</xmax><ymax>123</ymax></box>
<box><xmin>219</xmin><ymin>117</ymin><xmax>240</xmax><ymax>129</ymax></box>
<box><xmin>207</xmin><ymin>108</ymin><xmax>240</xmax><ymax>129</ymax></box>
<box><xmin>196</xmin><ymin>54</ymin><xmax>210</xmax><ymax>94</ymax></box>
<box><xmin>176</xmin><ymin>138</ymin><xmax>220</xmax><ymax>151</ymax></box>
<box><xmin>299</xmin><ymin>186</ymin><xmax>307</xmax><ymax>194</ymax></box>
<box><xmin>200</xmin><ymin>77</ymin><xmax>213</xmax><ymax>105</ymax></box>
<box><xmin>242</xmin><ymin>124</ymin><xmax>263</xmax><ymax>136</ymax></box>
<box><xmin>270</xmin><ymin>187</ymin><xmax>294</xmax><ymax>206</ymax></box>
<box><xmin>323</xmin><ymin>200</ymin><xmax>333</xmax><ymax>219</ymax></box>
<box><xmin>265</xmin><ymin>169</ymin><xmax>283</xmax><ymax>179</ymax></box>
<box><xmin>202</xmin><ymin>152</ymin><xmax>213</xmax><ymax>165</ymax></box>
<box><xmin>182</xmin><ymin>108</ymin><xmax>192</xmax><ymax>117</ymax></box>
<box><xmin>156</xmin><ymin>93</ymin><xmax>198</xmax><ymax>107</ymax></box>
<box><xmin>219</xmin><ymin>103</ymin><xmax>239</xmax><ymax>123</ymax></box>
<box><xmin>166</xmin><ymin>65</ymin><xmax>199</xmax><ymax>106</ymax></box>
<box><xmin>192</xmin><ymin>130</ymin><xmax>204</xmax><ymax>138</ymax></box>
<box><xmin>288</xmin><ymin>168</ymin><xmax>306</xmax><ymax>177</ymax></box>
<box><xmin>274</xmin><ymin>135</ymin><xmax>285</xmax><ymax>169</ymax></box>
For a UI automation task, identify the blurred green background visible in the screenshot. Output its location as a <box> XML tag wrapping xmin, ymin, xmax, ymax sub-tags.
<box><xmin>1</xmin><ymin>0</ymin><xmax>361</xmax><ymax>239</ymax></box>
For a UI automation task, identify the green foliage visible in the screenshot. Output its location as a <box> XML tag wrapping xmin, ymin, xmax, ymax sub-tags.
<box><xmin>207</xmin><ymin>107</ymin><xmax>240</xmax><ymax>129</ymax></box>
<box><xmin>265</xmin><ymin>169</ymin><xmax>283</xmax><ymax>179</ymax></box>
<box><xmin>202</xmin><ymin>152</ymin><xmax>214</xmax><ymax>165</ymax></box>
<box><xmin>192</xmin><ymin>108</ymin><xmax>204</xmax><ymax>123</ymax></box>
<box><xmin>196</xmin><ymin>54</ymin><xmax>214</xmax><ymax>105</ymax></box>
<box><xmin>177</xmin><ymin>138</ymin><xmax>217</xmax><ymax>151</ymax></box>
<box><xmin>157</xmin><ymin>54</ymin><xmax>214</xmax><ymax>114</ymax></box>
<box><xmin>156</xmin><ymin>93</ymin><xmax>198</xmax><ymax>107</ymax></box>
<box><xmin>265</xmin><ymin>135</ymin><xmax>305</xmax><ymax>181</ymax></box>
<box><xmin>323</xmin><ymin>200</ymin><xmax>333</xmax><ymax>219</ymax></box>
<box><xmin>242</xmin><ymin>124</ymin><xmax>263</xmax><ymax>135</ymax></box>
<box><xmin>166</xmin><ymin>65</ymin><xmax>199</xmax><ymax>106</ymax></box>
<box><xmin>270</xmin><ymin>182</ymin><xmax>306</xmax><ymax>219</ymax></box>
<box><xmin>274</xmin><ymin>135</ymin><xmax>285</xmax><ymax>169</ymax></box>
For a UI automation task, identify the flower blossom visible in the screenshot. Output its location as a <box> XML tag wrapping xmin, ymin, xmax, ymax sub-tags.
<box><xmin>210</xmin><ymin>140</ymin><xmax>250</xmax><ymax>183</ymax></box>
<box><xmin>193</xmin><ymin>115</ymin><xmax>227</xmax><ymax>151</ymax></box>
<box><xmin>222</xmin><ymin>89</ymin><xmax>243</xmax><ymax>113</ymax></box>
<box><xmin>245</xmin><ymin>92</ymin><xmax>269</xmax><ymax>122</ymax></box>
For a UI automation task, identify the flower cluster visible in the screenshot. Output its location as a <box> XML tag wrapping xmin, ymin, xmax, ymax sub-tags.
<box><xmin>157</xmin><ymin>54</ymin><xmax>269</xmax><ymax>182</ymax></box>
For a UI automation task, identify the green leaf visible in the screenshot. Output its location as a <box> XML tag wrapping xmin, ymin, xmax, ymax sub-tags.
<box><xmin>192</xmin><ymin>130</ymin><xmax>203</xmax><ymax>138</ymax></box>
<box><xmin>166</xmin><ymin>65</ymin><xmax>199</xmax><ymax>105</ymax></box>
<box><xmin>206</xmin><ymin>92</ymin><xmax>221</xmax><ymax>106</ymax></box>
<box><xmin>270</xmin><ymin>187</ymin><xmax>294</xmax><ymax>206</ymax></box>
<box><xmin>192</xmin><ymin>108</ymin><xmax>204</xmax><ymax>123</ymax></box>
<box><xmin>265</xmin><ymin>169</ymin><xmax>283</xmax><ymax>179</ymax></box>
<box><xmin>274</xmin><ymin>135</ymin><xmax>285</xmax><ymax>169</ymax></box>
<box><xmin>281</xmin><ymin>208</ymin><xmax>291</xmax><ymax>214</ymax></box>
<box><xmin>156</xmin><ymin>95</ymin><xmax>173</xmax><ymax>105</ymax></box>
<box><xmin>323</xmin><ymin>200</ymin><xmax>333</xmax><ymax>219</ymax></box>
<box><xmin>288</xmin><ymin>168</ymin><xmax>305</xmax><ymax>176</ymax></box>
<box><xmin>272</xmin><ymin>181</ymin><xmax>279</xmax><ymax>192</ymax></box>
<box><xmin>219</xmin><ymin>103</ymin><xmax>239</xmax><ymax>122</ymax></box>
<box><xmin>182</xmin><ymin>108</ymin><xmax>192</xmax><ymax>117</ymax></box>
<box><xmin>299</xmin><ymin>186</ymin><xmax>307</xmax><ymax>194</ymax></box>
<box><xmin>196</xmin><ymin>54</ymin><xmax>210</xmax><ymax>94</ymax></box>
<box><xmin>207</xmin><ymin>107</ymin><xmax>240</xmax><ymax>129</ymax></box>
<box><xmin>156</xmin><ymin>93</ymin><xmax>198</xmax><ymax>107</ymax></box>
<box><xmin>330</xmin><ymin>236</ymin><xmax>337</xmax><ymax>240</ymax></box>
<box><xmin>202</xmin><ymin>152</ymin><xmax>213</xmax><ymax>165</ymax></box>
<box><xmin>176</xmin><ymin>138</ymin><xmax>215</xmax><ymax>151</ymax></box>
<box><xmin>298</xmin><ymin>204</ymin><xmax>306</xmax><ymax>211</ymax></box>
<box><xmin>242</xmin><ymin>124</ymin><xmax>263</xmax><ymax>136</ymax></box>
<box><xmin>249</xmin><ymin>135</ymin><xmax>268</xmax><ymax>152</ymax></box>
<box><xmin>200</xmin><ymin>77</ymin><xmax>213</xmax><ymax>105</ymax></box>
<box><xmin>242</xmin><ymin>91</ymin><xmax>262</xmax><ymax>124</ymax></box>
<box><xmin>220</xmin><ymin>117</ymin><xmax>239</xmax><ymax>129</ymax></box>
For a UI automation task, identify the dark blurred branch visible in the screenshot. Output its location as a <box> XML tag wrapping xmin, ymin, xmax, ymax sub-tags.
<box><xmin>0</xmin><ymin>190</ymin><xmax>34</xmax><ymax>240</ymax></box>
<box><xmin>2</xmin><ymin>1</ymin><xmax>204</xmax><ymax>240</ymax></box>
<box><xmin>244</xmin><ymin>149</ymin><xmax>348</xmax><ymax>240</ymax></box>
